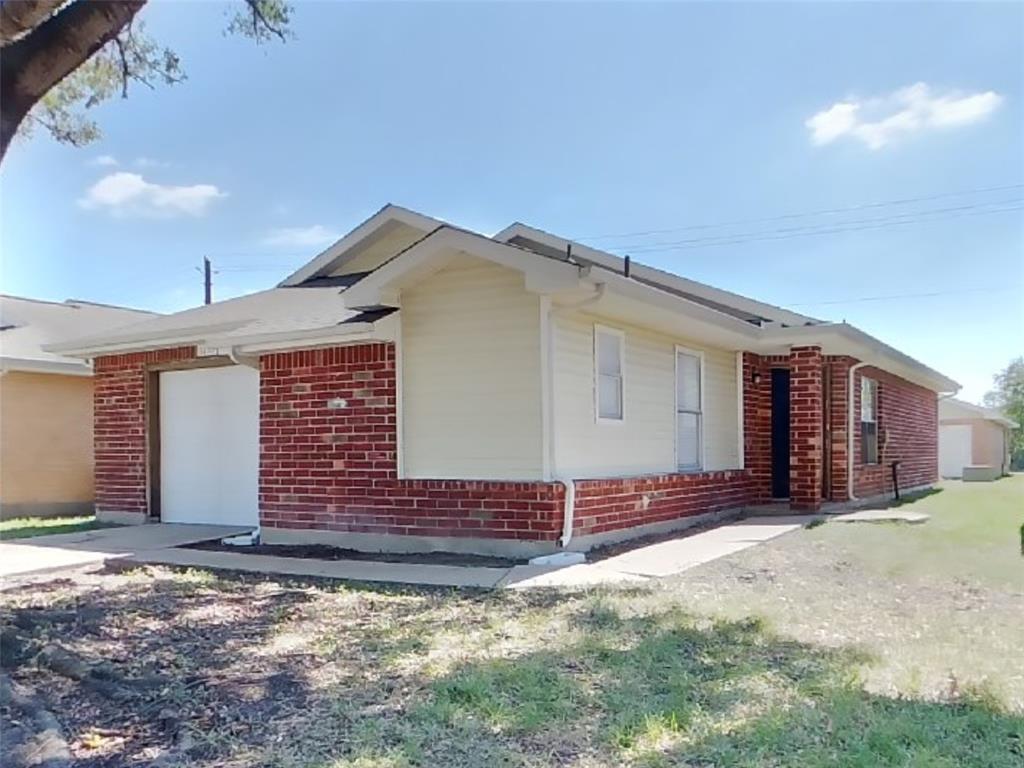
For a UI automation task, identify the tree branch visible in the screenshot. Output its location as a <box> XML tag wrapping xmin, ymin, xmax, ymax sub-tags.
<box><xmin>0</xmin><ymin>0</ymin><xmax>66</xmax><ymax>46</ymax></box>
<box><xmin>0</xmin><ymin>0</ymin><xmax>146</xmax><ymax>159</ymax></box>
<box><xmin>244</xmin><ymin>0</ymin><xmax>288</xmax><ymax>43</ymax></box>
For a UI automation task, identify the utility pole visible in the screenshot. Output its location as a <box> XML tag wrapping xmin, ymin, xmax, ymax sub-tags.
<box><xmin>203</xmin><ymin>257</ymin><xmax>212</xmax><ymax>305</ymax></box>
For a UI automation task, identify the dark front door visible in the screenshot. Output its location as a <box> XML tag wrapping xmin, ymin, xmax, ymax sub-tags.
<box><xmin>770</xmin><ymin>368</ymin><xmax>790</xmax><ymax>499</ymax></box>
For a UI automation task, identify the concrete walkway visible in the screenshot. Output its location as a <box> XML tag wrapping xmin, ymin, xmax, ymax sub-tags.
<box><xmin>2</xmin><ymin>516</ymin><xmax>808</xmax><ymax>589</ymax></box>
<box><xmin>136</xmin><ymin>515</ymin><xmax>807</xmax><ymax>589</ymax></box>
<box><xmin>0</xmin><ymin>524</ymin><xmax>250</xmax><ymax>580</ymax></box>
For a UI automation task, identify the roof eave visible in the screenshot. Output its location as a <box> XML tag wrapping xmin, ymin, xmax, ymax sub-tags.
<box><xmin>758</xmin><ymin>323</ymin><xmax>960</xmax><ymax>393</ymax></box>
<box><xmin>0</xmin><ymin>356</ymin><xmax>93</xmax><ymax>376</ymax></box>
<box><xmin>42</xmin><ymin>320</ymin><xmax>251</xmax><ymax>358</ymax></box>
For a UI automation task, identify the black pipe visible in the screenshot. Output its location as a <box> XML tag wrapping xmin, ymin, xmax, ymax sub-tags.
<box><xmin>891</xmin><ymin>460</ymin><xmax>902</xmax><ymax>501</ymax></box>
<box><xmin>624</xmin><ymin>254</ymin><xmax>631</xmax><ymax>278</ymax></box>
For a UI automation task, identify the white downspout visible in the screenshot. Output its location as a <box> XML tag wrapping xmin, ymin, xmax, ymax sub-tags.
<box><xmin>549</xmin><ymin>281</ymin><xmax>607</xmax><ymax>548</ymax></box>
<box><xmin>847</xmin><ymin>361</ymin><xmax>869</xmax><ymax>501</ymax></box>
<box><xmin>224</xmin><ymin>346</ymin><xmax>262</xmax><ymax>544</ymax></box>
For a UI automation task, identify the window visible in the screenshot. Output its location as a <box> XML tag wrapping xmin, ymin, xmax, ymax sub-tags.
<box><xmin>861</xmin><ymin>376</ymin><xmax>879</xmax><ymax>464</ymax></box>
<box><xmin>595</xmin><ymin>326</ymin><xmax>624</xmax><ymax>422</ymax></box>
<box><xmin>676</xmin><ymin>348</ymin><xmax>703</xmax><ymax>470</ymax></box>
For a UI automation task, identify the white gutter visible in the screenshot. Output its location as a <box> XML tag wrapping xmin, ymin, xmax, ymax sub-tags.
<box><xmin>42</xmin><ymin>320</ymin><xmax>250</xmax><ymax>357</ymax></box>
<box><xmin>847</xmin><ymin>361</ymin><xmax>869</xmax><ymax>501</ymax></box>
<box><xmin>548</xmin><ymin>280</ymin><xmax>607</xmax><ymax>547</ymax></box>
<box><xmin>0</xmin><ymin>356</ymin><xmax>93</xmax><ymax>377</ymax></box>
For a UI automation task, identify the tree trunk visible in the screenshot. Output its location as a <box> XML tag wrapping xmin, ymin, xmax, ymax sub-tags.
<box><xmin>0</xmin><ymin>0</ymin><xmax>147</xmax><ymax>162</ymax></box>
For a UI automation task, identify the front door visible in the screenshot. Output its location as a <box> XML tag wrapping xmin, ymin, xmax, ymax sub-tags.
<box><xmin>770</xmin><ymin>368</ymin><xmax>790</xmax><ymax>498</ymax></box>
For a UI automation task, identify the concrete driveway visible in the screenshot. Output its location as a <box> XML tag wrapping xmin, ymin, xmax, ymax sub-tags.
<box><xmin>0</xmin><ymin>524</ymin><xmax>251</xmax><ymax>580</ymax></box>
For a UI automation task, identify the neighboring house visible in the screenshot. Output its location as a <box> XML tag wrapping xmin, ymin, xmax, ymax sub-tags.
<box><xmin>938</xmin><ymin>397</ymin><xmax>1017</xmax><ymax>479</ymax></box>
<box><xmin>0</xmin><ymin>296</ymin><xmax>155</xmax><ymax>519</ymax></box>
<box><xmin>48</xmin><ymin>206</ymin><xmax>958</xmax><ymax>555</ymax></box>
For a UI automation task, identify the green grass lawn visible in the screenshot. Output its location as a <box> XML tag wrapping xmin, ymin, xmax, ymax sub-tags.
<box><xmin>1</xmin><ymin>479</ymin><xmax>1021</xmax><ymax>767</ymax></box>
<box><xmin>0</xmin><ymin>514</ymin><xmax>116</xmax><ymax>540</ymax></box>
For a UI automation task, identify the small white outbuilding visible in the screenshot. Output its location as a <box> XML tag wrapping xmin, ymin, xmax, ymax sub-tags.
<box><xmin>938</xmin><ymin>398</ymin><xmax>1017</xmax><ymax>480</ymax></box>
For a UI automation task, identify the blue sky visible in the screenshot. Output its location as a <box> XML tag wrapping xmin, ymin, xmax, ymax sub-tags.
<box><xmin>1</xmin><ymin>1</ymin><xmax>1021</xmax><ymax>402</ymax></box>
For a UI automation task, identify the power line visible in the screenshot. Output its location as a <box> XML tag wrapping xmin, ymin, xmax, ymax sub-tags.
<box><xmin>576</xmin><ymin>182</ymin><xmax>1024</xmax><ymax>242</ymax></box>
<box><xmin>786</xmin><ymin>285</ymin><xmax>1022</xmax><ymax>307</ymax></box>
<box><xmin>613</xmin><ymin>201</ymin><xmax>1024</xmax><ymax>254</ymax></box>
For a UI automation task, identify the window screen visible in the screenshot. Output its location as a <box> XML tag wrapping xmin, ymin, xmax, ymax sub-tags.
<box><xmin>677</xmin><ymin>350</ymin><xmax>702</xmax><ymax>469</ymax></box>
<box><xmin>595</xmin><ymin>328</ymin><xmax>623</xmax><ymax>421</ymax></box>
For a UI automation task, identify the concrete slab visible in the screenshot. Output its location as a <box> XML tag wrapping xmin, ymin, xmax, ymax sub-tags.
<box><xmin>498</xmin><ymin>562</ymin><xmax>649</xmax><ymax>589</ymax></box>
<box><xmin>589</xmin><ymin>516</ymin><xmax>808</xmax><ymax>578</ymax></box>
<box><xmin>2</xmin><ymin>516</ymin><xmax>810</xmax><ymax>589</ymax></box>
<box><xmin>130</xmin><ymin>547</ymin><xmax>508</xmax><ymax>589</ymax></box>
<box><xmin>829</xmin><ymin>509</ymin><xmax>930</xmax><ymax>524</ymax></box>
<box><xmin>0</xmin><ymin>524</ymin><xmax>250</xmax><ymax>579</ymax></box>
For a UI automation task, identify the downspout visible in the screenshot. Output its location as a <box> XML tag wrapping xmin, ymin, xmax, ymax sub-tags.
<box><xmin>549</xmin><ymin>280</ymin><xmax>607</xmax><ymax>548</ymax></box>
<box><xmin>847</xmin><ymin>361</ymin><xmax>869</xmax><ymax>501</ymax></box>
<box><xmin>228</xmin><ymin>346</ymin><xmax>260</xmax><ymax>369</ymax></box>
<box><xmin>225</xmin><ymin>346</ymin><xmax>262</xmax><ymax>545</ymax></box>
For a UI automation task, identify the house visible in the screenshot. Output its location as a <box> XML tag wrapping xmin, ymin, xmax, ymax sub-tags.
<box><xmin>938</xmin><ymin>397</ymin><xmax>1017</xmax><ymax>480</ymax></box>
<box><xmin>0</xmin><ymin>295</ymin><xmax>155</xmax><ymax>519</ymax></box>
<box><xmin>47</xmin><ymin>206</ymin><xmax>959</xmax><ymax>555</ymax></box>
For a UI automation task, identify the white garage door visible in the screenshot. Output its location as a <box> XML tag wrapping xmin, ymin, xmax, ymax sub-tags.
<box><xmin>939</xmin><ymin>424</ymin><xmax>972</xmax><ymax>479</ymax></box>
<box><xmin>160</xmin><ymin>365</ymin><xmax>259</xmax><ymax>526</ymax></box>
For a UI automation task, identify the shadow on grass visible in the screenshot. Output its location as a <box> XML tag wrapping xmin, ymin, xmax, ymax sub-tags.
<box><xmin>3</xmin><ymin>571</ymin><xmax>1021</xmax><ymax>768</ymax></box>
<box><xmin>335</xmin><ymin>597</ymin><xmax>1023</xmax><ymax>768</ymax></box>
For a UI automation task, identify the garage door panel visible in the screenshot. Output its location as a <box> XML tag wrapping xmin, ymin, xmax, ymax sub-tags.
<box><xmin>938</xmin><ymin>424</ymin><xmax>972</xmax><ymax>479</ymax></box>
<box><xmin>160</xmin><ymin>365</ymin><xmax>259</xmax><ymax>526</ymax></box>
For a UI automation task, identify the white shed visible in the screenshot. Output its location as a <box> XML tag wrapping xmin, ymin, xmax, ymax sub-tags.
<box><xmin>938</xmin><ymin>398</ymin><xmax>1017</xmax><ymax>479</ymax></box>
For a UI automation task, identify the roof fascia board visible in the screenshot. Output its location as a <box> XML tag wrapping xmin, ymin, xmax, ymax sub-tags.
<box><xmin>757</xmin><ymin>323</ymin><xmax>959</xmax><ymax>393</ymax></box>
<box><xmin>495</xmin><ymin>223</ymin><xmax>818</xmax><ymax>327</ymax></box>
<box><xmin>585</xmin><ymin>267</ymin><xmax>761</xmax><ymax>340</ymax></box>
<box><xmin>43</xmin><ymin>320</ymin><xmax>251</xmax><ymax>358</ymax></box>
<box><xmin>279</xmin><ymin>205</ymin><xmax>445</xmax><ymax>287</ymax></box>
<box><xmin>0</xmin><ymin>356</ymin><xmax>93</xmax><ymax>376</ymax></box>
<box><xmin>210</xmin><ymin>320</ymin><xmax>389</xmax><ymax>353</ymax></box>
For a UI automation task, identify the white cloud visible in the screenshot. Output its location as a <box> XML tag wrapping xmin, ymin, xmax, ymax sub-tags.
<box><xmin>262</xmin><ymin>224</ymin><xmax>341</xmax><ymax>248</ymax></box>
<box><xmin>134</xmin><ymin>156</ymin><xmax>169</xmax><ymax>168</ymax></box>
<box><xmin>806</xmin><ymin>83</ymin><xmax>1003</xmax><ymax>149</ymax></box>
<box><xmin>79</xmin><ymin>172</ymin><xmax>227</xmax><ymax>217</ymax></box>
<box><xmin>89</xmin><ymin>154</ymin><xmax>119</xmax><ymax>167</ymax></box>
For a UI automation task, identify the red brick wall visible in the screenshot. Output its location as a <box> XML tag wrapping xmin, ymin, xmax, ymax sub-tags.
<box><xmin>93</xmin><ymin>347</ymin><xmax>196</xmax><ymax>515</ymax></box>
<box><xmin>258</xmin><ymin>344</ymin><xmax>564</xmax><ymax>541</ymax></box>
<box><xmin>788</xmin><ymin>346</ymin><xmax>823</xmax><ymax>510</ymax></box>
<box><xmin>825</xmin><ymin>356</ymin><xmax>854</xmax><ymax>501</ymax></box>
<box><xmin>572</xmin><ymin>470</ymin><xmax>755</xmax><ymax>537</ymax></box>
<box><xmin>846</xmin><ymin>366</ymin><xmax>938</xmax><ymax>498</ymax></box>
<box><xmin>742</xmin><ymin>352</ymin><xmax>770</xmax><ymax>501</ymax></box>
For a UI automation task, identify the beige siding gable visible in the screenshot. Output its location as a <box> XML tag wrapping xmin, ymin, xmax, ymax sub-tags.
<box><xmin>401</xmin><ymin>254</ymin><xmax>543</xmax><ymax>479</ymax></box>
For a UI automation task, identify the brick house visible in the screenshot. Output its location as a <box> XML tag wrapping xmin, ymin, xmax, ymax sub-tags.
<box><xmin>49</xmin><ymin>206</ymin><xmax>958</xmax><ymax>556</ymax></box>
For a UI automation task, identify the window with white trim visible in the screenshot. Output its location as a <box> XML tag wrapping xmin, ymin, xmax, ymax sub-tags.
<box><xmin>861</xmin><ymin>376</ymin><xmax>879</xmax><ymax>465</ymax></box>
<box><xmin>676</xmin><ymin>349</ymin><xmax>703</xmax><ymax>470</ymax></box>
<box><xmin>595</xmin><ymin>326</ymin><xmax>624</xmax><ymax>422</ymax></box>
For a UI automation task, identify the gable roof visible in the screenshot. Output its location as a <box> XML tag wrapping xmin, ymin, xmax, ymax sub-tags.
<box><xmin>280</xmin><ymin>204</ymin><xmax>445</xmax><ymax>287</ymax></box>
<box><xmin>0</xmin><ymin>295</ymin><xmax>155</xmax><ymax>375</ymax></box>
<box><xmin>493</xmin><ymin>222</ymin><xmax>821</xmax><ymax>328</ymax></box>
<box><xmin>44</xmin><ymin>203</ymin><xmax>960</xmax><ymax>394</ymax></box>
<box><xmin>44</xmin><ymin>285</ymin><xmax>372</xmax><ymax>356</ymax></box>
<box><xmin>939</xmin><ymin>397</ymin><xmax>1018</xmax><ymax>428</ymax></box>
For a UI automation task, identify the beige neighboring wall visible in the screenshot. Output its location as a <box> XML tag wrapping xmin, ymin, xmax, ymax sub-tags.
<box><xmin>401</xmin><ymin>252</ymin><xmax>544</xmax><ymax>479</ymax></box>
<box><xmin>0</xmin><ymin>371</ymin><xmax>95</xmax><ymax>516</ymax></box>
<box><xmin>971</xmin><ymin>420</ymin><xmax>1009</xmax><ymax>471</ymax></box>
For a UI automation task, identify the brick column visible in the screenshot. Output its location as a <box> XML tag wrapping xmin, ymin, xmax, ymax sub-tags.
<box><xmin>93</xmin><ymin>346</ymin><xmax>197</xmax><ymax>521</ymax></box>
<box><xmin>789</xmin><ymin>346</ymin><xmax>823</xmax><ymax>511</ymax></box>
